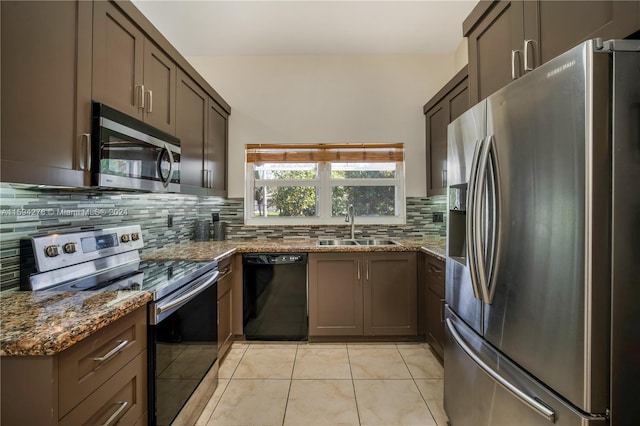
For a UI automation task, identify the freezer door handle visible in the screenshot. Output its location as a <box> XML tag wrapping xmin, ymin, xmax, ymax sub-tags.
<box><xmin>446</xmin><ymin>318</ymin><xmax>557</xmax><ymax>423</ymax></box>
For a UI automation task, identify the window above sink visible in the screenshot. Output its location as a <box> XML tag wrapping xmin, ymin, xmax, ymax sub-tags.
<box><xmin>245</xmin><ymin>143</ymin><xmax>406</xmax><ymax>226</ymax></box>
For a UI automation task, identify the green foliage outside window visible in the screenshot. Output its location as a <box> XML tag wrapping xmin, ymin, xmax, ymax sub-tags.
<box><xmin>269</xmin><ymin>170</ymin><xmax>316</xmax><ymax>216</ymax></box>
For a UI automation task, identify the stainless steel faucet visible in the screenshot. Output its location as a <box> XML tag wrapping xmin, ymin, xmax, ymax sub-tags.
<box><xmin>345</xmin><ymin>204</ymin><xmax>355</xmax><ymax>239</ymax></box>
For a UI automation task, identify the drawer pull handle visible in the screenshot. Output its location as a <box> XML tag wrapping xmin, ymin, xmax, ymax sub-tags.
<box><xmin>92</xmin><ymin>340</ymin><xmax>128</xmax><ymax>363</ymax></box>
<box><xmin>101</xmin><ymin>401</ymin><xmax>128</xmax><ymax>426</ymax></box>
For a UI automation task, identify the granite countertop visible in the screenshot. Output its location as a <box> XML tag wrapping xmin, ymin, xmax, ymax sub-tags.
<box><xmin>1</xmin><ymin>237</ymin><xmax>444</xmax><ymax>357</ymax></box>
<box><xmin>0</xmin><ymin>290</ymin><xmax>152</xmax><ymax>356</ymax></box>
<box><xmin>142</xmin><ymin>237</ymin><xmax>446</xmax><ymax>262</ymax></box>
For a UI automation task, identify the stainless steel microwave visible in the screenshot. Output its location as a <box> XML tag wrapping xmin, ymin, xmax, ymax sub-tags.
<box><xmin>91</xmin><ymin>102</ymin><xmax>180</xmax><ymax>192</ymax></box>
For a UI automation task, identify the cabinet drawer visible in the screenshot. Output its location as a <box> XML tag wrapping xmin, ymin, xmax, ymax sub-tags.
<box><xmin>425</xmin><ymin>256</ymin><xmax>445</xmax><ymax>294</ymax></box>
<box><xmin>59</xmin><ymin>350</ymin><xmax>147</xmax><ymax>426</ymax></box>
<box><xmin>58</xmin><ymin>307</ymin><xmax>147</xmax><ymax>417</ymax></box>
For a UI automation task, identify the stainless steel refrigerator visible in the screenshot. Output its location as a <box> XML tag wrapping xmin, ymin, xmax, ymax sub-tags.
<box><xmin>444</xmin><ymin>39</ymin><xmax>640</xmax><ymax>426</ymax></box>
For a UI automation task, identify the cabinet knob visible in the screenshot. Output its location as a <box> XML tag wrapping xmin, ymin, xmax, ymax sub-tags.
<box><xmin>524</xmin><ymin>39</ymin><xmax>535</xmax><ymax>72</ymax></box>
<box><xmin>511</xmin><ymin>50</ymin><xmax>521</xmax><ymax>80</ymax></box>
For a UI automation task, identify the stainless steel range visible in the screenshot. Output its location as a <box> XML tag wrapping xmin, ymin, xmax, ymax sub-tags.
<box><xmin>20</xmin><ymin>225</ymin><xmax>220</xmax><ymax>426</ymax></box>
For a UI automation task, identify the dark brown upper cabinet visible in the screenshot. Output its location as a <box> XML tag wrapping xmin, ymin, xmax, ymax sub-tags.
<box><xmin>465</xmin><ymin>0</ymin><xmax>640</xmax><ymax>104</ymax></box>
<box><xmin>1</xmin><ymin>0</ymin><xmax>93</xmax><ymax>187</ymax></box>
<box><xmin>93</xmin><ymin>1</ymin><xmax>177</xmax><ymax>135</ymax></box>
<box><xmin>423</xmin><ymin>67</ymin><xmax>469</xmax><ymax>197</ymax></box>
<box><xmin>177</xmin><ymin>70</ymin><xmax>229</xmax><ymax>196</ymax></box>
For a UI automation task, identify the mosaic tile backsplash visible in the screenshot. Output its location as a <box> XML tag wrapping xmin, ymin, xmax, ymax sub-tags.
<box><xmin>0</xmin><ymin>183</ymin><xmax>446</xmax><ymax>291</ymax></box>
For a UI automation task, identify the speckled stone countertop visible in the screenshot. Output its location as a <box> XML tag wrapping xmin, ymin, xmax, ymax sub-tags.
<box><xmin>1</xmin><ymin>237</ymin><xmax>444</xmax><ymax>357</ymax></box>
<box><xmin>0</xmin><ymin>290</ymin><xmax>152</xmax><ymax>356</ymax></box>
<box><xmin>143</xmin><ymin>237</ymin><xmax>446</xmax><ymax>262</ymax></box>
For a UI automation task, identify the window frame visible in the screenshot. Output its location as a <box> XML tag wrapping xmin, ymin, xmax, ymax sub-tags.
<box><xmin>245</xmin><ymin>149</ymin><xmax>406</xmax><ymax>226</ymax></box>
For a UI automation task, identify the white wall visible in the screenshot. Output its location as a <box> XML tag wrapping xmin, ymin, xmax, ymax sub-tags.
<box><xmin>187</xmin><ymin>55</ymin><xmax>456</xmax><ymax>197</ymax></box>
<box><xmin>454</xmin><ymin>38</ymin><xmax>469</xmax><ymax>71</ymax></box>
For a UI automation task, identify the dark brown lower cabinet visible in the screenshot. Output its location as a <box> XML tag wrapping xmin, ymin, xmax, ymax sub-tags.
<box><xmin>424</xmin><ymin>255</ymin><xmax>445</xmax><ymax>362</ymax></box>
<box><xmin>217</xmin><ymin>256</ymin><xmax>235</xmax><ymax>359</ymax></box>
<box><xmin>309</xmin><ymin>252</ymin><xmax>417</xmax><ymax>338</ymax></box>
<box><xmin>0</xmin><ymin>306</ymin><xmax>147</xmax><ymax>425</ymax></box>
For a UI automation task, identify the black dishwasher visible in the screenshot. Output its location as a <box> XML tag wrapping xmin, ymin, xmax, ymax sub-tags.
<box><xmin>242</xmin><ymin>253</ymin><xmax>308</xmax><ymax>340</ymax></box>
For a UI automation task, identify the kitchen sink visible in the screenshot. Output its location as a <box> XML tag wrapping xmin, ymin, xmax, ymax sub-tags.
<box><xmin>317</xmin><ymin>239</ymin><xmax>359</xmax><ymax>246</ymax></box>
<box><xmin>316</xmin><ymin>238</ymin><xmax>400</xmax><ymax>246</ymax></box>
<box><xmin>354</xmin><ymin>239</ymin><xmax>400</xmax><ymax>246</ymax></box>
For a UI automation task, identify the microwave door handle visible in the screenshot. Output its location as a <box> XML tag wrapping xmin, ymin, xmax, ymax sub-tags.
<box><xmin>160</xmin><ymin>143</ymin><xmax>174</xmax><ymax>188</ymax></box>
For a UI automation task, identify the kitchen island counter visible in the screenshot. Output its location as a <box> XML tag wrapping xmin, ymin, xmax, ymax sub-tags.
<box><xmin>0</xmin><ymin>290</ymin><xmax>152</xmax><ymax>356</ymax></box>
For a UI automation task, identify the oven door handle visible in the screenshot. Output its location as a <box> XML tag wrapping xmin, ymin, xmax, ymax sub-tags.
<box><xmin>156</xmin><ymin>270</ymin><xmax>219</xmax><ymax>315</ymax></box>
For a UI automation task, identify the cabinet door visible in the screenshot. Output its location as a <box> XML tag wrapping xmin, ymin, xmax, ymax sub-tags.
<box><xmin>524</xmin><ymin>0</ymin><xmax>640</xmax><ymax>70</ymax></box>
<box><xmin>176</xmin><ymin>70</ymin><xmax>208</xmax><ymax>193</ymax></box>
<box><xmin>425</xmin><ymin>100</ymin><xmax>449</xmax><ymax>197</ymax></box>
<box><xmin>425</xmin><ymin>256</ymin><xmax>445</xmax><ymax>361</ymax></box>
<box><xmin>143</xmin><ymin>39</ymin><xmax>176</xmax><ymax>135</ymax></box>
<box><xmin>364</xmin><ymin>252</ymin><xmax>417</xmax><ymax>336</ymax></box>
<box><xmin>466</xmin><ymin>0</ymin><xmax>524</xmax><ymax>104</ymax></box>
<box><xmin>426</xmin><ymin>287</ymin><xmax>445</xmax><ymax>361</ymax></box>
<box><xmin>449</xmin><ymin>77</ymin><xmax>470</xmax><ymax>122</ymax></box>
<box><xmin>207</xmin><ymin>99</ymin><xmax>229</xmax><ymax>196</ymax></box>
<box><xmin>1</xmin><ymin>0</ymin><xmax>91</xmax><ymax>187</ymax></box>
<box><xmin>217</xmin><ymin>260</ymin><xmax>233</xmax><ymax>358</ymax></box>
<box><xmin>308</xmin><ymin>253</ymin><xmax>363</xmax><ymax>336</ymax></box>
<box><xmin>93</xmin><ymin>1</ymin><xmax>144</xmax><ymax>119</ymax></box>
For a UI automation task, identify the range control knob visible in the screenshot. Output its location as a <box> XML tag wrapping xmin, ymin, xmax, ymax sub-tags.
<box><xmin>44</xmin><ymin>245</ymin><xmax>59</xmax><ymax>257</ymax></box>
<box><xmin>120</xmin><ymin>234</ymin><xmax>130</xmax><ymax>243</ymax></box>
<box><xmin>130</xmin><ymin>232</ymin><xmax>140</xmax><ymax>241</ymax></box>
<box><xmin>62</xmin><ymin>242</ymin><xmax>77</xmax><ymax>254</ymax></box>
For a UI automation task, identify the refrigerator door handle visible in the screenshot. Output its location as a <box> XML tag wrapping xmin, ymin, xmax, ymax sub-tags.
<box><xmin>474</xmin><ymin>136</ymin><xmax>493</xmax><ymax>304</ymax></box>
<box><xmin>446</xmin><ymin>318</ymin><xmax>557</xmax><ymax>423</ymax></box>
<box><xmin>486</xmin><ymin>138</ymin><xmax>502</xmax><ymax>303</ymax></box>
<box><xmin>466</xmin><ymin>137</ymin><xmax>485</xmax><ymax>300</ymax></box>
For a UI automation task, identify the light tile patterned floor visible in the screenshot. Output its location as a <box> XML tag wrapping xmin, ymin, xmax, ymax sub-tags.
<box><xmin>196</xmin><ymin>342</ymin><xmax>448</xmax><ymax>426</ymax></box>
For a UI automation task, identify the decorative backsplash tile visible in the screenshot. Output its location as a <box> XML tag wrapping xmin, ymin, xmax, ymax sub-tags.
<box><xmin>201</xmin><ymin>197</ymin><xmax>447</xmax><ymax>241</ymax></box>
<box><xmin>0</xmin><ymin>183</ymin><xmax>446</xmax><ymax>291</ymax></box>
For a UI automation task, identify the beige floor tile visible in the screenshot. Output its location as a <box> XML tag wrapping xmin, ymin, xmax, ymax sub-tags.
<box><xmin>348</xmin><ymin>347</ymin><xmax>412</xmax><ymax>379</ymax></box>
<box><xmin>233</xmin><ymin>346</ymin><xmax>297</xmax><ymax>379</ymax></box>
<box><xmin>415</xmin><ymin>379</ymin><xmax>448</xmax><ymax>426</ymax></box>
<box><xmin>347</xmin><ymin>343</ymin><xmax>399</xmax><ymax>349</ymax></box>
<box><xmin>299</xmin><ymin>342</ymin><xmax>347</xmax><ymax>349</ymax></box>
<box><xmin>293</xmin><ymin>347</ymin><xmax>352</xmax><ymax>379</ymax></box>
<box><xmin>354</xmin><ymin>380</ymin><xmax>437</xmax><ymax>426</ymax></box>
<box><xmin>208</xmin><ymin>379</ymin><xmax>290</xmax><ymax>426</ymax></box>
<box><xmin>284</xmin><ymin>380</ymin><xmax>360</xmax><ymax>425</ymax></box>
<box><xmin>397</xmin><ymin>346</ymin><xmax>444</xmax><ymax>379</ymax></box>
<box><xmin>245</xmin><ymin>342</ymin><xmax>300</xmax><ymax>349</ymax></box>
<box><xmin>218</xmin><ymin>348</ymin><xmax>247</xmax><ymax>379</ymax></box>
<box><xmin>196</xmin><ymin>379</ymin><xmax>229</xmax><ymax>425</ymax></box>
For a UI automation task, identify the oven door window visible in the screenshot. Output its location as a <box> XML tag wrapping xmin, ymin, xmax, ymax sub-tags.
<box><xmin>100</xmin><ymin>129</ymin><xmax>180</xmax><ymax>184</ymax></box>
<box><xmin>152</xmin><ymin>281</ymin><xmax>218</xmax><ymax>426</ymax></box>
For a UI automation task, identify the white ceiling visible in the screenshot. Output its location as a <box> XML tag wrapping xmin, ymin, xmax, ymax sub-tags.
<box><xmin>132</xmin><ymin>0</ymin><xmax>479</xmax><ymax>56</ymax></box>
